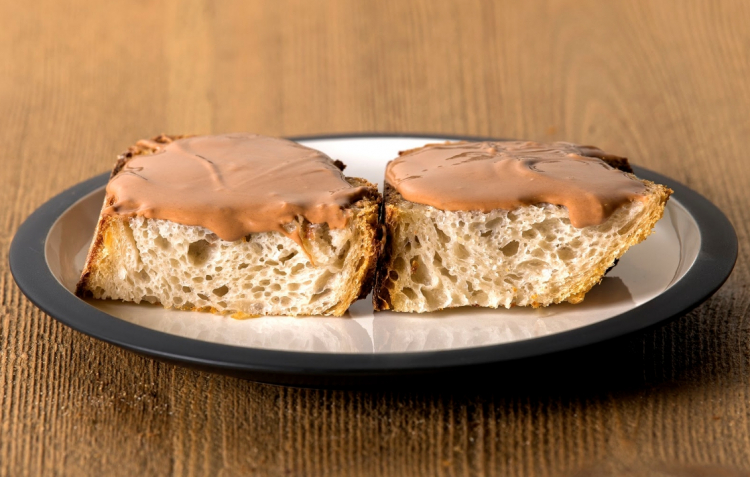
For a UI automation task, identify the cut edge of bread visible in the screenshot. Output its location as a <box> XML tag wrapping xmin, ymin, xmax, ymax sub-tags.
<box><xmin>75</xmin><ymin>135</ymin><xmax>382</xmax><ymax>317</ymax></box>
<box><xmin>373</xmin><ymin>153</ymin><xmax>672</xmax><ymax>313</ymax></box>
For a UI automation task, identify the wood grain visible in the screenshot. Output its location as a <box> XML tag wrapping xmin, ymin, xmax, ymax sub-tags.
<box><xmin>1</xmin><ymin>0</ymin><xmax>750</xmax><ymax>475</ymax></box>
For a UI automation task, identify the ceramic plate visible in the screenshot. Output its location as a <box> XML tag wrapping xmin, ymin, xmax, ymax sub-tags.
<box><xmin>10</xmin><ymin>135</ymin><xmax>737</xmax><ymax>387</ymax></box>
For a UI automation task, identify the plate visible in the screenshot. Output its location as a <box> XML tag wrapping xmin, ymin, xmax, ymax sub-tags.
<box><xmin>10</xmin><ymin>134</ymin><xmax>737</xmax><ymax>387</ymax></box>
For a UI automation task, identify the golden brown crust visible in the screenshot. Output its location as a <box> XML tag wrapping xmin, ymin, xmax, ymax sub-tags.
<box><xmin>345</xmin><ymin>177</ymin><xmax>384</xmax><ymax>301</ymax></box>
<box><xmin>372</xmin><ymin>182</ymin><xmax>406</xmax><ymax>311</ymax></box>
<box><xmin>76</xmin><ymin>135</ymin><xmax>382</xmax><ymax>317</ymax></box>
<box><xmin>75</xmin><ymin>201</ymin><xmax>114</xmax><ymax>298</ymax></box>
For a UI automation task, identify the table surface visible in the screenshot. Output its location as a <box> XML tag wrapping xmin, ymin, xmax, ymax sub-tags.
<box><xmin>2</xmin><ymin>1</ymin><xmax>750</xmax><ymax>476</ymax></box>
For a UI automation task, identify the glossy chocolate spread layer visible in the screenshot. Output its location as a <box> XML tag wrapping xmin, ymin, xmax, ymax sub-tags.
<box><xmin>103</xmin><ymin>133</ymin><xmax>373</xmax><ymax>242</ymax></box>
<box><xmin>385</xmin><ymin>141</ymin><xmax>647</xmax><ymax>228</ymax></box>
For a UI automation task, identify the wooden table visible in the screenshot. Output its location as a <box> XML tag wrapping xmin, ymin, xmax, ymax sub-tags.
<box><xmin>2</xmin><ymin>0</ymin><xmax>749</xmax><ymax>475</ymax></box>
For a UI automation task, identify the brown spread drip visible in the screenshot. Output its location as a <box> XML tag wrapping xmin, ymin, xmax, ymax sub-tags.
<box><xmin>386</xmin><ymin>141</ymin><xmax>648</xmax><ymax>228</ymax></box>
<box><xmin>103</xmin><ymin>133</ymin><xmax>373</xmax><ymax>244</ymax></box>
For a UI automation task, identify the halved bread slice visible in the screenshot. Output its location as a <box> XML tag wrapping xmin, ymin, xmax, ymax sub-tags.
<box><xmin>373</xmin><ymin>148</ymin><xmax>672</xmax><ymax>313</ymax></box>
<box><xmin>76</xmin><ymin>135</ymin><xmax>382</xmax><ymax>317</ymax></box>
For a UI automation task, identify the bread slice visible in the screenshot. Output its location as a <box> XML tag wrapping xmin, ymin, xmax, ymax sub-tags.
<box><xmin>76</xmin><ymin>135</ymin><xmax>382</xmax><ymax>317</ymax></box>
<box><xmin>373</xmin><ymin>149</ymin><xmax>672</xmax><ymax>313</ymax></box>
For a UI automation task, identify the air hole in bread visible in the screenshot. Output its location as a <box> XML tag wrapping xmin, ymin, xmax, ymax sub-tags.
<box><xmin>432</xmin><ymin>253</ymin><xmax>442</xmax><ymax>267</ymax></box>
<box><xmin>336</xmin><ymin>242</ymin><xmax>351</xmax><ymax>260</ymax></box>
<box><xmin>454</xmin><ymin>243</ymin><xmax>470</xmax><ymax>260</ymax></box>
<box><xmin>402</xmin><ymin>287</ymin><xmax>417</xmax><ymax>301</ymax></box>
<box><xmin>435</xmin><ymin>226</ymin><xmax>451</xmax><ymax>243</ymax></box>
<box><xmin>557</xmin><ymin>247</ymin><xmax>575</xmax><ymax>261</ymax></box>
<box><xmin>279</xmin><ymin>252</ymin><xmax>297</xmax><ymax>263</ymax></box>
<box><xmin>485</xmin><ymin>217</ymin><xmax>502</xmax><ymax>229</ymax></box>
<box><xmin>155</xmin><ymin>236</ymin><xmax>170</xmax><ymax>250</ymax></box>
<box><xmin>500</xmin><ymin>241</ymin><xmax>519</xmax><ymax>257</ymax></box>
<box><xmin>472</xmin><ymin>291</ymin><xmax>489</xmax><ymax>305</ymax></box>
<box><xmin>212</xmin><ymin>285</ymin><xmax>229</xmax><ymax>297</ymax></box>
<box><xmin>410</xmin><ymin>256</ymin><xmax>431</xmax><ymax>286</ymax></box>
<box><xmin>187</xmin><ymin>239</ymin><xmax>213</xmax><ymax>266</ymax></box>
<box><xmin>393</xmin><ymin>257</ymin><xmax>407</xmax><ymax>273</ymax></box>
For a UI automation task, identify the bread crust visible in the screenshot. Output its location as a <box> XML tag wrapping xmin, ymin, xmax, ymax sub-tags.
<box><xmin>77</xmin><ymin>134</ymin><xmax>187</xmax><ymax>299</ymax></box>
<box><xmin>373</xmin><ymin>149</ymin><xmax>672</xmax><ymax>312</ymax></box>
<box><xmin>76</xmin><ymin>135</ymin><xmax>382</xmax><ymax>317</ymax></box>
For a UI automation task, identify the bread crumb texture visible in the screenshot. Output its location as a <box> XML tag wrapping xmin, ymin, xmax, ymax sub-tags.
<box><xmin>80</xmin><ymin>204</ymin><xmax>379</xmax><ymax>317</ymax></box>
<box><xmin>374</xmin><ymin>179</ymin><xmax>671</xmax><ymax>312</ymax></box>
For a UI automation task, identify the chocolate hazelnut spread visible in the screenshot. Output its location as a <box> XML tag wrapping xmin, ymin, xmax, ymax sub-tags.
<box><xmin>385</xmin><ymin>141</ymin><xmax>648</xmax><ymax>228</ymax></box>
<box><xmin>103</xmin><ymin>133</ymin><xmax>373</xmax><ymax>243</ymax></box>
